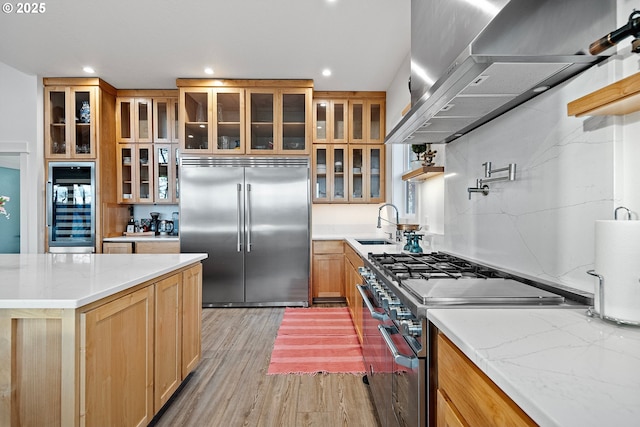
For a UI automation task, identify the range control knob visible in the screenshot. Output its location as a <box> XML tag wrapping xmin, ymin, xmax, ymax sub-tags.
<box><xmin>390</xmin><ymin>307</ymin><xmax>413</xmax><ymax>320</ymax></box>
<box><xmin>401</xmin><ymin>320</ymin><xmax>422</xmax><ymax>337</ymax></box>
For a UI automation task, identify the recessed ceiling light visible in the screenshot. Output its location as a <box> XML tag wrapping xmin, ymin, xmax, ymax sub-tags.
<box><xmin>83</xmin><ymin>66</ymin><xmax>95</xmax><ymax>74</ymax></box>
<box><xmin>204</xmin><ymin>67</ymin><xmax>214</xmax><ymax>75</ymax></box>
<box><xmin>322</xmin><ymin>69</ymin><xmax>332</xmax><ymax>77</ymax></box>
<box><xmin>532</xmin><ymin>85</ymin><xmax>550</xmax><ymax>93</ymax></box>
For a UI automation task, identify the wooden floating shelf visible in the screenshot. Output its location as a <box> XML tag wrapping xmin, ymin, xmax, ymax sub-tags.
<box><xmin>402</xmin><ymin>166</ymin><xmax>444</xmax><ymax>181</ymax></box>
<box><xmin>568</xmin><ymin>72</ymin><xmax>640</xmax><ymax>117</ymax></box>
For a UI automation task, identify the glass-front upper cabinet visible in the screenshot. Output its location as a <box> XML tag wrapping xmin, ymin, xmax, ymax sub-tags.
<box><xmin>180</xmin><ymin>88</ymin><xmax>212</xmax><ymax>153</ymax></box>
<box><xmin>116</xmin><ymin>98</ymin><xmax>152</xmax><ymax>143</ymax></box>
<box><xmin>153</xmin><ymin>98</ymin><xmax>179</xmax><ymax>143</ymax></box>
<box><xmin>45</xmin><ymin>86</ymin><xmax>97</xmax><ymax>158</ymax></box>
<box><xmin>280</xmin><ymin>89</ymin><xmax>311</xmax><ymax>154</ymax></box>
<box><xmin>349</xmin><ymin>98</ymin><xmax>385</xmax><ymax>144</ymax></box>
<box><xmin>154</xmin><ymin>144</ymin><xmax>178</xmax><ymax>203</ymax></box>
<box><xmin>247</xmin><ymin>88</ymin><xmax>311</xmax><ymax>154</ymax></box>
<box><xmin>117</xmin><ymin>144</ymin><xmax>154</xmax><ymax>203</ymax></box>
<box><xmin>349</xmin><ymin>145</ymin><xmax>385</xmax><ymax>203</ymax></box>
<box><xmin>215</xmin><ymin>88</ymin><xmax>244</xmax><ymax>153</ymax></box>
<box><xmin>246</xmin><ymin>89</ymin><xmax>275</xmax><ymax>154</ymax></box>
<box><xmin>312</xmin><ymin>99</ymin><xmax>347</xmax><ymax>144</ymax></box>
<box><xmin>312</xmin><ymin>145</ymin><xmax>348</xmax><ymax>203</ymax></box>
<box><xmin>180</xmin><ymin>88</ymin><xmax>245</xmax><ymax>154</ymax></box>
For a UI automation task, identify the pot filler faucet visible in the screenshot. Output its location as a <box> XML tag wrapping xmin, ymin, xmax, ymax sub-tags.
<box><xmin>377</xmin><ymin>203</ymin><xmax>402</xmax><ymax>242</ymax></box>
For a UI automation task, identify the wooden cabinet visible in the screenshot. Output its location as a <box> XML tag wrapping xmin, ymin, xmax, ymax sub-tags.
<box><xmin>436</xmin><ymin>332</ymin><xmax>536</xmax><ymax>427</ymax></box>
<box><xmin>313</xmin><ymin>98</ymin><xmax>348</xmax><ymax>144</ymax></box>
<box><xmin>154</xmin><ymin>273</ymin><xmax>182</xmax><ymax>410</ymax></box>
<box><xmin>349</xmin><ymin>145</ymin><xmax>385</xmax><ymax>203</ymax></box>
<box><xmin>116</xmin><ymin>97</ymin><xmax>153</xmax><ymax>143</ymax></box>
<box><xmin>344</xmin><ymin>243</ymin><xmax>364</xmax><ymax>343</ymax></box>
<box><xmin>437</xmin><ymin>389</ymin><xmax>467</xmax><ymax>427</ymax></box>
<box><xmin>104</xmin><ymin>240</ymin><xmax>180</xmax><ymax>253</ymax></box>
<box><xmin>115</xmin><ymin>92</ymin><xmax>180</xmax><ymax>204</ymax></box>
<box><xmin>177</xmin><ymin>79</ymin><xmax>312</xmax><ymax>155</ymax></box>
<box><xmin>153</xmin><ymin>97</ymin><xmax>179</xmax><ymax>143</ymax></box>
<box><xmin>349</xmin><ymin>98</ymin><xmax>385</xmax><ymax>144</ymax></box>
<box><xmin>102</xmin><ymin>241</ymin><xmax>133</xmax><ymax>253</ymax></box>
<box><xmin>312</xmin><ymin>240</ymin><xmax>345</xmax><ymax>302</ymax></box>
<box><xmin>312</xmin><ymin>144</ymin><xmax>348</xmax><ymax>203</ymax></box>
<box><xmin>45</xmin><ymin>85</ymin><xmax>98</xmax><ymax>158</ymax></box>
<box><xmin>117</xmin><ymin>143</ymin><xmax>154</xmax><ymax>203</ymax></box>
<box><xmin>311</xmin><ymin>92</ymin><xmax>386</xmax><ymax>204</ymax></box>
<box><xmin>181</xmin><ymin>263</ymin><xmax>203</xmax><ymax>376</ymax></box>
<box><xmin>136</xmin><ymin>240</ymin><xmax>180</xmax><ymax>253</ymax></box>
<box><xmin>44</xmin><ymin>78</ymin><xmax>118</xmax><ymax>253</ymax></box>
<box><xmin>82</xmin><ymin>285</ymin><xmax>155</xmax><ymax>426</ymax></box>
<box><xmin>246</xmin><ymin>87</ymin><xmax>312</xmax><ymax>155</ymax></box>
<box><xmin>180</xmin><ymin>87</ymin><xmax>245</xmax><ymax>154</ymax></box>
<box><xmin>153</xmin><ymin>264</ymin><xmax>202</xmax><ymax>411</ymax></box>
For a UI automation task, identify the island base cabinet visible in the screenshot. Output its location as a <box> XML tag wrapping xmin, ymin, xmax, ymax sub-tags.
<box><xmin>81</xmin><ymin>286</ymin><xmax>155</xmax><ymax>427</ymax></box>
<box><xmin>0</xmin><ymin>262</ymin><xmax>202</xmax><ymax>427</ymax></box>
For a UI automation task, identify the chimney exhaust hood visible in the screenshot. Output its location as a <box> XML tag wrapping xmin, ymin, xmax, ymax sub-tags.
<box><xmin>385</xmin><ymin>0</ymin><xmax>616</xmax><ymax>145</ymax></box>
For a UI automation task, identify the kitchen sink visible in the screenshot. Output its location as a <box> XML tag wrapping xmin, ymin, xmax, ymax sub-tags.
<box><xmin>356</xmin><ymin>239</ymin><xmax>395</xmax><ymax>245</ymax></box>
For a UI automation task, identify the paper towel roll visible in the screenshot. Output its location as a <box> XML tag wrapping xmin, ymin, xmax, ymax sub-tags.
<box><xmin>594</xmin><ymin>220</ymin><xmax>640</xmax><ymax>323</ymax></box>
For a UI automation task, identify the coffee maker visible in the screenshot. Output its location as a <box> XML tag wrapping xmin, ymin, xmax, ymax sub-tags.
<box><xmin>149</xmin><ymin>212</ymin><xmax>160</xmax><ymax>235</ymax></box>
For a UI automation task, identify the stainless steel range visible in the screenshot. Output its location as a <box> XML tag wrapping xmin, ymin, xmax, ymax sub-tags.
<box><xmin>357</xmin><ymin>251</ymin><xmax>589</xmax><ymax>427</ymax></box>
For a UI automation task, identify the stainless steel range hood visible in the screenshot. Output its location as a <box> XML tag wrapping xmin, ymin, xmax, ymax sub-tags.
<box><xmin>385</xmin><ymin>0</ymin><xmax>616</xmax><ymax>145</ymax></box>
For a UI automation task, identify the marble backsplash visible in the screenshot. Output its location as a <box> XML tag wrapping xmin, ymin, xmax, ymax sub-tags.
<box><xmin>436</xmin><ymin>61</ymin><xmax>618</xmax><ymax>294</ymax></box>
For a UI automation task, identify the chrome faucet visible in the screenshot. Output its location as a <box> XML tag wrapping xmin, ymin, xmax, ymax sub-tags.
<box><xmin>377</xmin><ymin>203</ymin><xmax>402</xmax><ymax>241</ymax></box>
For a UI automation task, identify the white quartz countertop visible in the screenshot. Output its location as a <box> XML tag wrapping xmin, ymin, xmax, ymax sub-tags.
<box><xmin>0</xmin><ymin>253</ymin><xmax>207</xmax><ymax>309</ymax></box>
<box><xmin>103</xmin><ymin>235</ymin><xmax>179</xmax><ymax>242</ymax></box>
<box><xmin>428</xmin><ymin>308</ymin><xmax>640</xmax><ymax>427</ymax></box>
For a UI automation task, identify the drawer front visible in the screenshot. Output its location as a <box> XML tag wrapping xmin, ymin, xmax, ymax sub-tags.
<box><xmin>313</xmin><ymin>240</ymin><xmax>344</xmax><ymax>254</ymax></box>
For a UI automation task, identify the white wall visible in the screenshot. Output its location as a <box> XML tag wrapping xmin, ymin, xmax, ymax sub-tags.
<box><xmin>0</xmin><ymin>61</ymin><xmax>42</xmax><ymax>253</ymax></box>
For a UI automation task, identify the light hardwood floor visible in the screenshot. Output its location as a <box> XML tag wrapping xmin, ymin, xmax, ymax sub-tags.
<box><xmin>153</xmin><ymin>307</ymin><xmax>381</xmax><ymax>427</ymax></box>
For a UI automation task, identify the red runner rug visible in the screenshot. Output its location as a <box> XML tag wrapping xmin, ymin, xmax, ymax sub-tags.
<box><xmin>267</xmin><ymin>307</ymin><xmax>366</xmax><ymax>375</ymax></box>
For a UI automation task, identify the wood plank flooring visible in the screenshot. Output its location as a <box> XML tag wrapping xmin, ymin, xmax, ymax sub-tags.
<box><xmin>153</xmin><ymin>307</ymin><xmax>380</xmax><ymax>427</ymax></box>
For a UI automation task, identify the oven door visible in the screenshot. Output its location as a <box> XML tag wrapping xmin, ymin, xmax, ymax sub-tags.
<box><xmin>379</xmin><ymin>324</ymin><xmax>423</xmax><ymax>427</ymax></box>
<box><xmin>358</xmin><ymin>284</ymin><xmax>395</xmax><ymax>427</ymax></box>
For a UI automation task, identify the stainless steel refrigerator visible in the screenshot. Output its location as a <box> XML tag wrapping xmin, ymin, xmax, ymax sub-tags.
<box><xmin>180</xmin><ymin>157</ymin><xmax>310</xmax><ymax>307</ymax></box>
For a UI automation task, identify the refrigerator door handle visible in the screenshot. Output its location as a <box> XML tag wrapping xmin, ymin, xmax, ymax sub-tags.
<box><xmin>246</xmin><ymin>183</ymin><xmax>252</xmax><ymax>253</ymax></box>
<box><xmin>237</xmin><ymin>183</ymin><xmax>242</xmax><ymax>252</ymax></box>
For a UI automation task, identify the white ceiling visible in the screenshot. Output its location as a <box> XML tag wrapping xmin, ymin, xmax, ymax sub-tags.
<box><xmin>0</xmin><ymin>0</ymin><xmax>410</xmax><ymax>91</ymax></box>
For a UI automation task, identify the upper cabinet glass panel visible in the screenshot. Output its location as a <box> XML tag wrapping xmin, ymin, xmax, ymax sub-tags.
<box><xmin>215</xmin><ymin>90</ymin><xmax>243</xmax><ymax>152</ymax></box>
<box><xmin>248</xmin><ymin>91</ymin><xmax>275</xmax><ymax>151</ymax></box>
<box><xmin>183</xmin><ymin>90</ymin><xmax>210</xmax><ymax>151</ymax></box>
<box><xmin>48</xmin><ymin>90</ymin><xmax>67</xmax><ymax>156</ymax></box>
<box><xmin>154</xmin><ymin>98</ymin><xmax>179</xmax><ymax>143</ymax></box>
<box><xmin>281</xmin><ymin>92</ymin><xmax>307</xmax><ymax>152</ymax></box>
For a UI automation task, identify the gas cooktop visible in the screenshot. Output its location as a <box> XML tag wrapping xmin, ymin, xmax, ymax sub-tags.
<box><xmin>368</xmin><ymin>252</ymin><xmax>566</xmax><ymax>306</ymax></box>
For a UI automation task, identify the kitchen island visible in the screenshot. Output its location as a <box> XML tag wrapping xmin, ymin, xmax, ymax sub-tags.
<box><xmin>0</xmin><ymin>253</ymin><xmax>206</xmax><ymax>427</ymax></box>
<box><xmin>429</xmin><ymin>308</ymin><xmax>640</xmax><ymax>427</ymax></box>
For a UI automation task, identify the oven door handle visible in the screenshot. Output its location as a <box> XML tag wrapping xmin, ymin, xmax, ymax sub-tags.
<box><xmin>357</xmin><ymin>285</ymin><xmax>388</xmax><ymax>321</ymax></box>
<box><xmin>378</xmin><ymin>324</ymin><xmax>419</xmax><ymax>370</ymax></box>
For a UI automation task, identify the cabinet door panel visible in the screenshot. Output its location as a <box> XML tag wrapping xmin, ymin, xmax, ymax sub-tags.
<box><xmin>155</xmin><ymin>274</ymin><xmax>182</xmax><ymax>410</ymax></box>
<box><xmin>182</xmin><ymin>263</ymin><xmax>202</xmax><ymax>376</ymax></box>
<box><xmin>82</xmin><ymin>286</ymin><xmax>154</xmax><ymax>427</ymax></box>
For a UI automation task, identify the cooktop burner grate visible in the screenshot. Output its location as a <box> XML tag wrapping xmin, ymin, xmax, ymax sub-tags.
<box><xmin>369</xmin><ymin>252</ymin><xmax>509</xmax><ymax>282</ymax></box>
